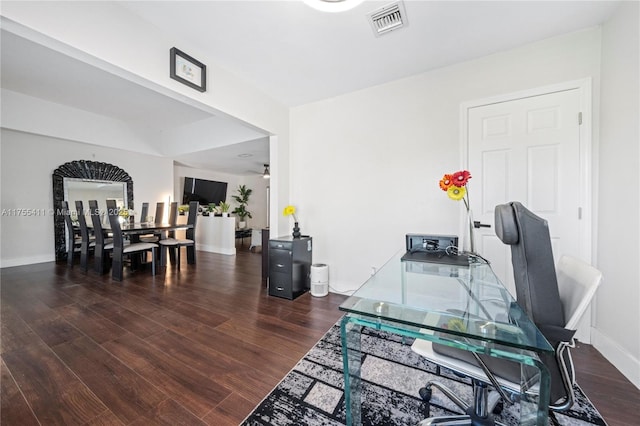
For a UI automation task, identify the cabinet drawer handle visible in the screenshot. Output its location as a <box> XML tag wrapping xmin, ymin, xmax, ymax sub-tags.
<box><xmin>276</xmin><ymin>263</ymin><xmax>284</xmax><ymax>268</ymax></box>
<box><xmin>276</xmin><ymin>286</ymin><xmax>284</xmax><ymax>291</ymax></box>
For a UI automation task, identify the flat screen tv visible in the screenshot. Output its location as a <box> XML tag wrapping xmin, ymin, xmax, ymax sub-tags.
<box><xmin>182</xmin><ymin>177</ymin><xmax>227</xmax><ymax>206</ymax></box>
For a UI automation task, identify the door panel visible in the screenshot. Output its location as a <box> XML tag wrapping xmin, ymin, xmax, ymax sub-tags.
<box><xmin>468</xmin><ymin>89</ymin><xmax>581</xmax><ymax>297</ymax></box>
<box><xmin>467</xmin><ymin>87</ymin><xmax>594</xmax><ymax>340</ymax></box>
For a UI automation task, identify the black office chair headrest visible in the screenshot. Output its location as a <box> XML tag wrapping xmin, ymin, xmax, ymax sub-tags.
<box><xmin>495</xmin><ymin>203</ymin><xmax>519</xmax><ymax>245</ymax></box>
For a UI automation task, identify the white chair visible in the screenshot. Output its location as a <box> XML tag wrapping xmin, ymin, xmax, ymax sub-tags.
<box><xmin>411</xmin><ymin>254</ymin><xmax>602</xmax><ymax>425</ymax></box>
<box><xmin>556</xmin><ymin>255</ymin><xmax>603</xmax><ymax>333</ymax></box>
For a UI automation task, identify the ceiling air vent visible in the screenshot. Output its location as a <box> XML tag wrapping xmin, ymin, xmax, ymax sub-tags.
<box><xmin>367</xmin><ymin>1</ymin><xmax>407</xmax><ymax>37</ymax></box>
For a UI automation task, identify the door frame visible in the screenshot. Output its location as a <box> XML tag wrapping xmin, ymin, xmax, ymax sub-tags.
<box><xmin>459</xmin><ymin>78</ymin><xmax>594</xmax><ymax>264</ymax></box>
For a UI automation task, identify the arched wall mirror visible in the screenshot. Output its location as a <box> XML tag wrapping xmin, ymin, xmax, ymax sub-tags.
<box><xmin>52</xmin><ymin>160</ymin><xmax>134</xmax><ymax>261</ymax></box>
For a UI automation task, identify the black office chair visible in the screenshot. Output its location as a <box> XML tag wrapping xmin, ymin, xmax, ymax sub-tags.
<box><xmin>411</xmin><ymin>201</ymin><xmax>598</xmax><ymax>424</ymax></box>
<box><xmin>494</xmin><ymin>202</ymin><xmax>577</xmax><ymax>409</ymax></box>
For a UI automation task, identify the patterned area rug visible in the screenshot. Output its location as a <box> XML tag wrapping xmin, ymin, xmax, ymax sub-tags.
<box><xmin>242</xmin><ymin>324</ymin><xmax>607</xmax><ymax>426</ymax></box>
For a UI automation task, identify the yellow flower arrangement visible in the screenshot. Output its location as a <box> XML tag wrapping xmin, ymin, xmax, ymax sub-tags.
<box><xmin>283</xmin><ymin>205</ymin><xmax>298</xmax><ymax>222</ymax></box>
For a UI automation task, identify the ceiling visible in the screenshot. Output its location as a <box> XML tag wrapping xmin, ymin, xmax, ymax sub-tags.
<box><xmin>121</xmin><ymin>0</ymin><xmax>620</xmax><ymax>106</ymax></box>
<box><xmin>1</xmin><ymin>1</ymin><xmax>620</xmax><ymax>174</ymax></box>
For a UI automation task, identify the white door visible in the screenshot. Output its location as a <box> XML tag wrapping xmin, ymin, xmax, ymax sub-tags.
<box><xmin>466</xmin><ymin>87</ymin><xmax>591</xmax><ymax>339</ymax></box>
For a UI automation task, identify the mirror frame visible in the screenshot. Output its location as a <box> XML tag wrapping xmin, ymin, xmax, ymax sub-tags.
<box><xmin>52</xmin><ymin>160</ymin><xmax>134</xmax><ymax>261</ymax></box>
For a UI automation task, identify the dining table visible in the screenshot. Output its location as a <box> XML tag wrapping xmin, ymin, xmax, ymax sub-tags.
<box><xmin>116</xmin><ymin>221</ymin><xmax>193</xmax><ymax>237</ymax></box>
<box><xmin>85</xmin><ymin>220</ymin><xmax>193</xmax><ymax>239</ymax></box>
<box><xmin>85</xmin><ymin>220</ymin><xmax>194</xmax><ymax>274</ymax></box>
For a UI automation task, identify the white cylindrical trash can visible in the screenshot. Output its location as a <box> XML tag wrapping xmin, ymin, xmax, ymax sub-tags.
<box><xmin>310</xmin><ymin>263</ymin><xmax>329</xmax><ymax>297</ymax></box>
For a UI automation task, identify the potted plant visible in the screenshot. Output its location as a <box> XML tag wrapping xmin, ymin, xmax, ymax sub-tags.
<box><xmin>234</xmin><ymin>205</ymin><xmax>252</xmax><ymax>229</ymax></box>
<box><xmin>202</xmin><ymin>203</ymin><xmax>216</xmax><ymax>216</ymax></box>
<box><xmin>178</xmin><ymin>204</ymin><xmax>189</xmax><ymax>215</ymax></box>
<box><xmin>218</xmin><ymin>201</ymin><xmax>231</xmax><ymax>217</ymax></box>
<box><xmin>232</xmin><ymin>185</ymin><xmax>252</xmax><ymax>228</ymax></box>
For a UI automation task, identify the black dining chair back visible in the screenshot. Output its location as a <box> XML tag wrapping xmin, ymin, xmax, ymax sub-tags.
<box><xmin>168</xmin><ymin>202</ymin><xmax>178</xmax><ymax>226</ymax></box>
<box><xmin>140</xmin><ymin>202</ymin><xmax>149</xmax><ymax>223</ymax></box>
<box><xmin>88</xmin><ymin>199</ymin><xmax>111</xmax><ymax>275</ymax></box>
<box><xmin>106</xmin><ymin>199</ymin><xmax>158</xmax><ymax>281</ymax></box>
<box><xmin>75</xmin><ymin>200</ymin><xmax>94</xmax><ymax>272</ymax></box>
<box><xmin>185</xmin><ymin>201</ymin><xmax>198</xmax><ymax>264</ymax></box>
<box><xmin>140</xmin><ymin>202</ymin><xmax>165</xmax><ymax>243</ymax></box>
<box><xmin>166</xmin><ymin>202</ymin><xmax>178</xmax><ymax>239</ymax></box>
<box><xmin>105</xmin><ymin>200</ymin><xmax>125</xmax><ymax>249</ymax></box>
<box><xmin>61</xmin><ymin>200</ymin><xmax>80</xmax><ymax>266</ymax></box>
<box><xmin>154</xmin><ymin>202</ymin><xmax>165</xmax><ymax>225</ymax></box>
<box><xmin>185</xmin><ymin>201</ymin><xmax>197</xmax><ymax>242</ymax></box>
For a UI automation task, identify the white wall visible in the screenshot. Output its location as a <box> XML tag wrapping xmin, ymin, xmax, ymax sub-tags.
<box><xmin>174</xmin><ymin>165</ymin><xmax>269</xmax><ymax>230</ymax></box>
<box><xmin>1</xmin><ymin>89</ymin><xmax>160</xmax><ymax>155</ymax></box>
<box><xmin>0</xmin><ymin>128</ymin><xmax>173</xmax><ymax>267</ymax></box>
<box><xmin>594</xmin><ymin>1</ymin><xmax>640</xmax><ymax>388</ymax></box>
<box><xmin>291</xmin><ymin>28</ymin><xmax>602</xmax><ymax>294</ymax></box>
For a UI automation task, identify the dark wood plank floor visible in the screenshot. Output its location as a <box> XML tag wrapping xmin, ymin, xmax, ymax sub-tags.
<box><xmin>2</xmin><ymin>245</ymin><xmax>638</xmax><ymax>425</ymax></box>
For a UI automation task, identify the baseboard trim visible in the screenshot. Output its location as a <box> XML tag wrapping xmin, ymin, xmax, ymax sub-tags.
<box><xmin>195</xmin><ymin>243</ymin><xmax>236</xmax><ymax>256</ymax></box>
<box><xmin>1</xmin><ymin>254</ymin><xmax>55</xmax><ymax>268</ymax></box>
<box><xmin>592</xmin><ymin>328</ymin><xmax>640</xmax><ymax>389</ymax></box>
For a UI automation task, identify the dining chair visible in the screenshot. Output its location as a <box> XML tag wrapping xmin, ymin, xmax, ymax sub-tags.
<box><xmin>154</xmin><ymin>202</ymin><xmax>165</xmax><ymax>225</ymax></box>
<box><xmin>159</xmin><ymin>201</ymin><xmax>197</xmax><ymax>269</ymax></box>
<box><xmin>162</xmin><ymin>202</ymin><xmax>179</xmax><ymax>264</ymax></box>
<box><xmin>140</xmin><ymin>202</ymin><xmax>165</xmax><ymax>243</ymax></box>
<box><xmin>105</xmin><ymin>199</ymin><xmax>158</xmax><ymax>281</ymax></box>
<box><xmin>166</xmin><ymin>202</ymin><xmax>178</xmax><ymax>236</ymax></box>
<box><xmin>169</xmin><ymin>201</ymin><xmax>178</xmax><ymax>222</ymax></box>
<box><xmin>74</xmin><ymin>200</ymin><xmax>95</xmax><ymax>273</ymax></box>
<box><xmin>61</xmin><ymin>200</ymin><xmax>82</xmax><ymax>266</ymax></box>
<box><xmin>138</xmin><ymin>201</ymin><xmax>154</xmax><ymax>242</ymax></box>
<box><xmin>88</xmin><ymin>200</ymin><xmax>112</xmax><ymax>275</ymax></box>
<box><xmin>140</xmin><ymin>202</ymin><xmax>149</xmax><ymax>223</ymax></box>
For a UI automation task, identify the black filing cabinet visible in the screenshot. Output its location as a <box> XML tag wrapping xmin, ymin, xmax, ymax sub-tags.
<box><xmin>268</xmin><ymin>236</ymin><xmax>312</xmax><ymax>300</ymax></box>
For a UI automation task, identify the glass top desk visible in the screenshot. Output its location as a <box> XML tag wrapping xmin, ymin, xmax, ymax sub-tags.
<box><xmin>339</xmin><ymin>250</ymin><xmax>554</xmax><ymax>425</ymax></box>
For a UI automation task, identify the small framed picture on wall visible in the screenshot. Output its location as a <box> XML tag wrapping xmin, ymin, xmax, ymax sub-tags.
<box><xmin>170</xmin><ymin>47</ymin><xmax>207</xmax><ymax>92</ymax></box>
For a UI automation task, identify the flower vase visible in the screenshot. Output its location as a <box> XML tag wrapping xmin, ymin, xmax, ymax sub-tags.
<box><xmin>292</xmin><ymin>222</ymin><xmax>301</xmax><ymax>239</ymax></box>
<box><xmin>465</xmin><ymin>209</ymin><xmax>476</xmax><ymax>254</ymax></box>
